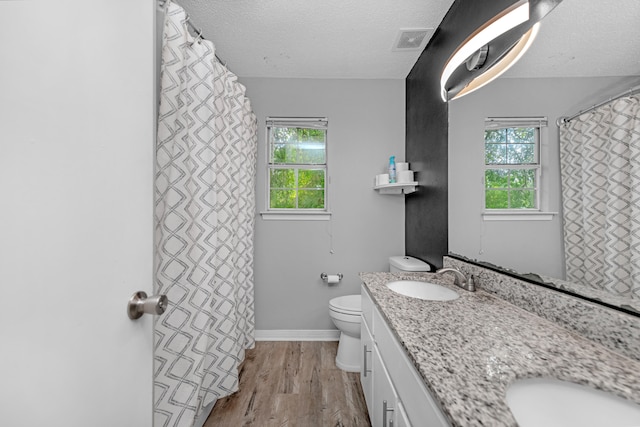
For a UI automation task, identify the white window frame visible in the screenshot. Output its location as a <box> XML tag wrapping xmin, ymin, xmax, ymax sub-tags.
<box><xmin>482</xmin><ymin>117</ymin><xmax>555</xmax><ymax>221</ymax></box>
<box><xmin>260</xmin><ymin>117</ymin><xmax>331</xmax><ymax>221</ymax></box>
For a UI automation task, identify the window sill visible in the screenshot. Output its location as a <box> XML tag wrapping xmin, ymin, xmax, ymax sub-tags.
<box><xmin>260</xmin><ymin>211</ymin><xmax>332</xmax><ymax>221</ymax></box>
<box><xmin>482</xmin><ymin>211</ymin><xmax>558</xmax><ymax>221</ymax></box>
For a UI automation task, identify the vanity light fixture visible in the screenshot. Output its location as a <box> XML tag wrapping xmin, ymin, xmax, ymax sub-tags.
<box><xmin>454</xmin><ymin>22</ymin><xmax>540</xmax><ymax>99</ymax></box>
<box><xmin>440</xmin><ymin>0</ymin><xmax>530</xmax><ymax>102</ymax></box>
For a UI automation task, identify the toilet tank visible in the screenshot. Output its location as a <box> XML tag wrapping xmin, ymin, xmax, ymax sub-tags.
<box><xmin>389</xmin><ymin>256</ymin><xmax>431</xmax><ymax>272</ymax></box>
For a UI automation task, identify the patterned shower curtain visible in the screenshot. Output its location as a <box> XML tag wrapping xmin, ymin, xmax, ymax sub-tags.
<box><xmin>559</xmin><ymin>94</ymin><xmax>640</xmax><ymax>301</ymax></box>
<box><xmin>154</xmin><ymin>3</ymin><xmax>257</xmax><ymax>426</ymax></box>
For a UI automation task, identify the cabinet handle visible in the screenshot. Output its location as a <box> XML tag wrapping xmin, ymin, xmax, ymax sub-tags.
<box><xmin>382</xmin><ymin>400</ymin><xmax>394</xmax><ymax>426</ymax></box>
<box><xmin>363</xmin><ymin>344</ymin><xmax>372</xmax><ymax>377</ymax></box>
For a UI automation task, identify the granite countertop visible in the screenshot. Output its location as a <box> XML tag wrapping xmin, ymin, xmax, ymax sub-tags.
<box><xmin>360</xmin><ymin>272</ymin><xmax>640</xmax><ymax>427</ymax></box>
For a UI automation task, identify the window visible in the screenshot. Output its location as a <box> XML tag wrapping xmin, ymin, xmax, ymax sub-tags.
<box><xmin>262</xmin><ymin>117</ymin><xmax>329</xmax><ymax>220</ymax></box>
<box><xmin>484</xmin><ymin>117</ymin><xmax>547</xmax><ymax>211</ymax></box>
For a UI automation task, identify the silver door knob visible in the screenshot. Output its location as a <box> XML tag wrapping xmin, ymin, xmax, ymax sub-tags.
<box><xmin>127</xmin><ymin>291</ymin><xmax>168</xmax><ymax>320</ymax></box>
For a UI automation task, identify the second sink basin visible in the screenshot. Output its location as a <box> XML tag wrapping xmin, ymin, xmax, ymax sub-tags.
<box><xmin>386</xmin><ymin>280</ymin><xmax>459</xmax><ymax>301</ymax></box>
<box><xmin>506</xmin><ymin>378</ymin><xmax>640</xmax><ymax>427</ymax></box>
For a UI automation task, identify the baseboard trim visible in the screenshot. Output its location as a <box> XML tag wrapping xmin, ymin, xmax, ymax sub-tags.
<box><xmin>255</xmin><ymin>329</ymin><xmax>340</xmax><ymax>341</ymax></box>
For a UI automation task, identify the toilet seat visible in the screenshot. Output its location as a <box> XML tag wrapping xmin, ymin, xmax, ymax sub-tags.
<box><xmin>329</xmin><ymin>295</ymin><xmax>361</xmax><ymax>315</ymax></box>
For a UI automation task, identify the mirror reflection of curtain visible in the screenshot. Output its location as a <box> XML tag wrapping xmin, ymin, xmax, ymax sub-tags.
<box><xmin>559</xmin><ymin>94</ymin><xmax>640</xmax><ymax>301</ymax></box>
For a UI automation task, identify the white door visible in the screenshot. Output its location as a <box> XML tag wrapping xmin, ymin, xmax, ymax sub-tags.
<box><xmin>0</xmin><ymin>1</ymin><xmax>155</xmax><ymax>426</ymax></box>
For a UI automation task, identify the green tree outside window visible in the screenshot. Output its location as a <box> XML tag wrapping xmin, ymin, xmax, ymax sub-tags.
<box><xmin>268</xmin><ymin>121</ymin><xmax>327</xmax><ymax>210</ymax></box>
<box><xmin>484</xmin><ymin>126</ymin><xmax>539</xmax><ymax>210</ymax></box>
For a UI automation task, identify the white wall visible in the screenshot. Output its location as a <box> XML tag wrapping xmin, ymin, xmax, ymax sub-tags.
<box><xmin>242</xmin><ymin>78</ymin><xmax>405</xmax><ymax>331</ymax></box>
<box><xmin>449</xmin><ymin>76</ymin><xmax>639</xmax><ymax>279</ymax></box>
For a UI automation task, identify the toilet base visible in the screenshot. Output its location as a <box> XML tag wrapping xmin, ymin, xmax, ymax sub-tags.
<box><xmin>335</xmin><ymin>332</ymin><xmax>361</xmax><ymax>372</ymax></box>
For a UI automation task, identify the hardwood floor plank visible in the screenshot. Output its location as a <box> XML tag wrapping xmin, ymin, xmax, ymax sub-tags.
<box><xmin>344</xmin><ymin>371</ymin><xmax>369</xmax><ymax>426</ymax></box>
<box><xmin>207</xmin><ymin>343</ymin><xmax>263</xmax><ymax>426</ymax></box>
<box><xmin>282</xmin><ymin>341</ymin><xmax>301</xmax><ymax>394</ymax></box>
<box><xmin>298</xmin><ymin>341</ymin><xmax>322</xmax><ymax>395</ymax></box>
<box><xmin>322</xmin><ymin>368</ymin><xmax>344</xmax><ymax>426</ymax></box>
<box><xmin>253</xmin><ymin>341</ymin><xmax>288</xmax><ymax>425</ymax></box>
<box><xmin>203</xmin><ymin>341</ymin><xmax>370</xmax><ymax>427</ymax></box>
<box><xmin>295</xmin><ymin>341</ymin><xmax>324</xmax><ymax>424</ymax></box>
<box><xmin>320</xmin><ymin>341</ymin><xmax>337</xmax><ymax>370</ymax></box>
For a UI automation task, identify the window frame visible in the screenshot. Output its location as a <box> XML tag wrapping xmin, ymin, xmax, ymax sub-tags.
<box><xmin>260</xmin><ymin>117</ymin><xmax>331</xmax><ymax>221</ymax></box>
<box><xmin>482</xmin><ymin>117</ymin><xmax>553</xmax><ymax>220</ymax></box>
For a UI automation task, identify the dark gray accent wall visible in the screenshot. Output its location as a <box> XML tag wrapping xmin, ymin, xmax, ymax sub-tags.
<box><xmin>405</xmin><ymin>0</ymin><xmax>517</xmax><ymax>269</ymax></box>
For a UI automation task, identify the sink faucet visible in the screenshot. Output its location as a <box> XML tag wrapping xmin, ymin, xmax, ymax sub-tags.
<box><xmin>436</xmin><ymin>268</ymin><xmax>476</xmax><ymax>292</ymax></box>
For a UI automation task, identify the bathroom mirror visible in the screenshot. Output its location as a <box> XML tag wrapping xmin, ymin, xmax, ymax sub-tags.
<box><xmin>447</xmin><ymin>0</ymin><xmax>640</xmax><ymax>316</ymax></box>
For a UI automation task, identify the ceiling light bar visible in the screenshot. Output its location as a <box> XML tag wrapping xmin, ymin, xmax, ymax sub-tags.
<box><xmin>440</xmin><ymin>0</ymin><xmax>530</xmax><ymax>101</ymax></box>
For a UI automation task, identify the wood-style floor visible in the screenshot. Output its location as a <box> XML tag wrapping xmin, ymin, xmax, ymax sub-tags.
<box><xmin>203</xmin><ymin>341</ymin><xmax>371</xmax><ymax>427</ymax></box>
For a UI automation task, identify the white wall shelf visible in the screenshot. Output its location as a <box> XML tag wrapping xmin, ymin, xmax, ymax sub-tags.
<box><xmin>373</xmin><ymin>182</ymin><xmax>418</xmax><ymax>195</ymax></box>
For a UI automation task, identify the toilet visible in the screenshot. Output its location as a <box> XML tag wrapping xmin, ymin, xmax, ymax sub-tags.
<box><xmin>389</xmin><ymin>255</ymin><xmax>432</xmax><ymax>273</ymax></box>
<box><xmin>329</xmin><ymin>255</ymin><xmax>430</xmax><ymax>372</ymax></box>
<box><xmin>329</xmin><ymin>294</ymin><xmax>362</xmax><ymax>372</ymax></box>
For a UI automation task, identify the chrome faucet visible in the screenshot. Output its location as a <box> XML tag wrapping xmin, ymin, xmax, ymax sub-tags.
<box><xmin>436</xmin><ymin>268</ymin><xmax>476</xmax><ymax>292</ymax></box>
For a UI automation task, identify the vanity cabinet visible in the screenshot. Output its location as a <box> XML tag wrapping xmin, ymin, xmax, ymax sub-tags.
<box><xmin>360</xmin><ymin>285</ymin><xmax>449</xmax><ymax>427</ymax></box>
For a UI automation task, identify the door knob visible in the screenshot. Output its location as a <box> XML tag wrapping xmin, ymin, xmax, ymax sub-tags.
<box><xmin>127</xmin><ymin>291</ymin><xmax>168</xmax><ymax>320</ymax></box>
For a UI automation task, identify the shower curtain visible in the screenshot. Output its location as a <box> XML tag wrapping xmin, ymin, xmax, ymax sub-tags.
<box><xmin>559</xmin><ymin>94</ymin><xmax>640</xmax><ymax>301</ymax></box>
<box><xmin>154</xmin><ymin>3</ymin><xmax>257</xmax><ymax>426</ymax></box>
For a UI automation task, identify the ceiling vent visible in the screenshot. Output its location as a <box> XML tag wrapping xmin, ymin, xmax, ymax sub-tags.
<box><xmin>393</xmin><ymin>28</ymin><xmax>433</xmax><ymax>51</ymax></box>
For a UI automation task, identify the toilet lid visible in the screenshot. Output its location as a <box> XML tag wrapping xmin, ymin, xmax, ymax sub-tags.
<box><xmin>329</xmin><ymin>295</ymin><xmax>361</xmax><ymax>314</ymax></box>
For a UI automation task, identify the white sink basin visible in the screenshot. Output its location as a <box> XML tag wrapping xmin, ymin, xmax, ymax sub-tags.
<box><xmin>385</xmin><ymin>280</ymin><xmax>459</xmax><ymax>301</ymax></box>
<box><xmin>506</xmin><ymin>378</ymin><xmax>640</xmax><ymax>427</ymax></box>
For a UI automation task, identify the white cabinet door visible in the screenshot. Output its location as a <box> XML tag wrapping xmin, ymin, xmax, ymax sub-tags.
<box><xmin>0</xmin><ymin>1</ymin><xmax>154</xmax><ymax>426</ymax></box>
<box><xmin>361</xmin><ymin>316</ymin><xmax>375</xmax><ymax>412</ymax></box>
<box><xmin>373</xmin><ymin>345</ymin><xmax>400</xmax><ymax>427</ymax></box>
<box><xmin>395</xmin><ymin>402</ymin><xmax>412</xmax><ymax>427</ymax></box>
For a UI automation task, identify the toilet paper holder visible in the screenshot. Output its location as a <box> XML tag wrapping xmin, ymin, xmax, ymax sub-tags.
<box><xmin>320</xmin><ymin>272</ymin><xmax>343</xmax><ymax>282</ymax></box>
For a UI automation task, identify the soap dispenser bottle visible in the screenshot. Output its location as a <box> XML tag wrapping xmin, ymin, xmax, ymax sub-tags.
<box><xmin>389</xmin><ymin>155</ymin><xmax>397</xmax><ymax>183</ymax></box>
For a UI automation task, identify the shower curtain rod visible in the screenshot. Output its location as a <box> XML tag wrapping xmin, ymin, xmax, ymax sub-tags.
<box><xmin>157</xmin><ymin>0</ymin><xmax>226</xmax><ymax>66</ymax></box>
<box><xmin>558</xmin><ymin>84</ymin><xmax>640</xmax><ymax>125</ymax></box>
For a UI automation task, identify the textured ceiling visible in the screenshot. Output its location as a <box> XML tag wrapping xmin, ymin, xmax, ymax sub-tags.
<box><xmin>174</xmin><ymin>0</ymin><xmax>640</xmax><ymax>80</ymax></box>
<box><xmin>504</xmin><ymin>0</ymin><xmax>640</xmax><ymax>78</ymax></box>
<box><xmin>174</xmin><ymin>0</ymin><xmax>453</xmax><ymax>79</ymax></box>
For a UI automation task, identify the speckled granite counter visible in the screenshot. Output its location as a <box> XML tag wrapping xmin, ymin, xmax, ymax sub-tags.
<box><xmin>360</xmin><ymin>272</ymin><xmax>640</xmax><ymax>427</ymax></box>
